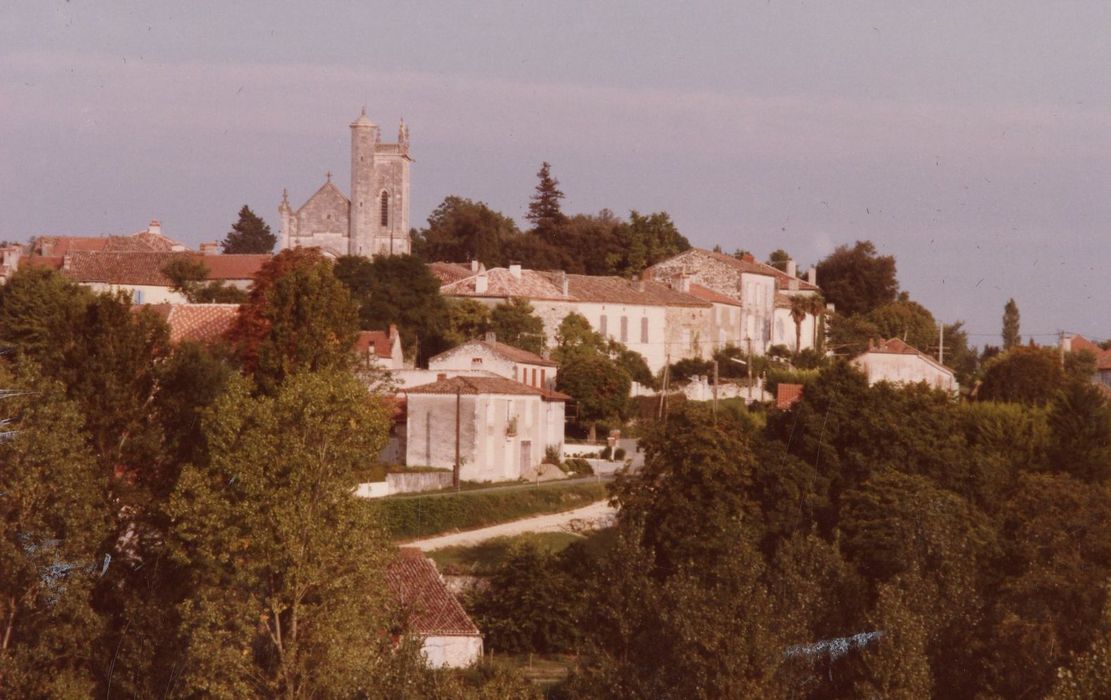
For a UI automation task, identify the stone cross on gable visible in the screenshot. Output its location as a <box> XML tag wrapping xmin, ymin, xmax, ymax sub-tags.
<box><xmin>325</xmin><ymin>171</ymin><xmax>332</xmax><ymax>182</ymax></box>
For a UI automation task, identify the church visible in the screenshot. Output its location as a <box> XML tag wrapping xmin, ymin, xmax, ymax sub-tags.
<box><xmin>278</xmin><ymin>109</ymin><xmax>412</xmax><ymax>258</ymax></box>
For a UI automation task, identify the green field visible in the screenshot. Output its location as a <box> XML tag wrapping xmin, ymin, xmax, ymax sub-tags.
<box><xmin>368</xmin><ymin>479</ymin><xmax>609</xmax><ymax>541</ymax></box>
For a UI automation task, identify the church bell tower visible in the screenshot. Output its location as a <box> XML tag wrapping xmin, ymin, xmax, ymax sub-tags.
<box><xmin>349</xmin><ymin>108</ymin><xmax>379</xmax><ymax>256</ymax></box>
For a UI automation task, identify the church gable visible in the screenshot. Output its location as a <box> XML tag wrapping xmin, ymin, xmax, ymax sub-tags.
<box><xmin>294</xmin><ymin>180</ymin><xmax>349</xmax><ymax>236</ymax></box>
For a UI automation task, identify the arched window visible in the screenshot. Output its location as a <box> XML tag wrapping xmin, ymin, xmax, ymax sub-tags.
<box><xmin>379</xmin><ymin>191</ymin><xmax>389</xmax><ymax>227</ymax></box>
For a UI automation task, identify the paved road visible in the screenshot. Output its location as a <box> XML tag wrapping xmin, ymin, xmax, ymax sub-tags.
<box><xmin>406</xmin><ymin>500</ymin><xmax>617</xmax><ymax>551</ymax></box>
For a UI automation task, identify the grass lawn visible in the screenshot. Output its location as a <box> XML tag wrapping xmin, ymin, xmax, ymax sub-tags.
<box><xmin>368</xmin><ymin>479</ymin><xmax>609</xmax><ymax>541</ymax></box>
<box><xmin>428</xmin><ymin>531</ymin><xmax>585</xmax><ymax>575</ymax></box>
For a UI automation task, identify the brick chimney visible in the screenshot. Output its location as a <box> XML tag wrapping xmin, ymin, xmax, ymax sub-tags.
<box><xmin>199</xmin><ymin>241</ymin><xmax>220</xmax><ymax>255</ymax></box>
<box><xmin>786</xmin><ymin>259</ymin><xmax>797</xmax><ymax>278</ymax></box>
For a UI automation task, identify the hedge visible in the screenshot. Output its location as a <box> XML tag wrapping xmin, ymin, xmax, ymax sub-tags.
<box><xmin>369</xmin><ymin>481</ymin><xmax>608</xmax><ymax>541</ymax></box>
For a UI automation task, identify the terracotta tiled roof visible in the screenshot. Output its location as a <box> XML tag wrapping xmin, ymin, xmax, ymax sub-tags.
<box><xmin>64</xmin><ymin>251</ymin><xmax>180</xmax><ymax>286</ymax></box>
<box><xmin>387</xmin><ymin>548</ymin><xmax>481</xmax><ymax>637</ymax></box>
<box><xmin>406</xmin><ymin>374</ymin><xmax>550</xmax><ymax>397</ymax></box>
<box><xmin>428</xmin><ymin>261</ymin><xmax>476</xmax><ymax>284</ymax></box>
<box><xmin>143</xmin><ymin>303</ymin><xmax>239</xmax><ymax>344</ymax></box>
<box><xmin>201</xmin><ymin>254</ymin><xmax>270</xmax><ymax>281</ymax></box>
<box><xmin>1067</xmin><ymin>335</ymin><xmax>1111</xmax><ymax>370</ymax></box>
<box><xmin>355</xmin><ymin>330</ymin><xmax>393</xmax><ymax>358</ymax></box>
<box><xmin>864</xmin><ymin>338</ymin><xmax>954</xmax><ymax>375</ymax></box>
<box><xmin>649</xmin><ymin>248</ymin><xmax>820</xmax><ymax>292</ymax></box>
<box><xmin>776</xmin><ymin>383</ymin><xmax>804</xmax><ymax>410</ymax></box>
<box><xmin>688</xmin><ymin>283</ymin><xmax>741</xmax><ymax>307</ymax></box>
<box><xmin>432</xmin><ymin>339</ymin><xmax>557</xmax><ymax>367</ymax></box>
<box><xmin>60</xmin><ymin>252</ymin><xmax>266</xmax><ymax>286</ymax></box>
<box><xmin>23</xmin><ymin>256</ymin><xmax>64</xmax><ymax>271</ymax></box>
<box><xmin>33</xmin><ymin>230</ymin><xmax>186</xmax><ymax>256</ymax></box>
<box><xmin>562</xmin><ymin>274</ymin><xmax>709</xmax><ymax>307</ymax></box>
<box><xmin>441</xmin><ymin>267</ymin><xmax>568</xmax><ymax>300</ymax></box>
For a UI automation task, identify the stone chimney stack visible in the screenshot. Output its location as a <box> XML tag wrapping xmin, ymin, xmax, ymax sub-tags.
<box><xmin>786</xmin><ymin>259</ymin><xmax>797</xmax><ymax>278</ymax></box>
<box><xmin>470</xmin><ymin>259</ymin><xmax>480</xmax><ymax>273</ymax></box>
<box><xmin>200</xmin><ymin>242</ymin><xmax>220</xmax><ymax>255</ymax></box>
<box><xmin>475</xmin><ymin>270</ymin><xmax>488</xmax><ymax>294</ymax></box>
<box><xmin>485</xmin><ymin>331</ymin><xmax>497</xmax><ymax>344</ymax></box>
<box><xmin>678</xmin><ymin>275</ymin><xmax>691</xmax><ymax>293</ymax></box>
<box><xmin>509</xmin><ymin>263</ymin><xmax>522</xmax><ymax>279</ymax></box>
<box><xmin>148</xmin><ymin>219</ymin><xmax>162</xmax><ymax>236</ymax></box>
<box><xmin>62</xmin><ymin>254</ymin><xmax>72</xmax><ymax>271</ymax></box>
<box><xmin>807</xmin><ymin>266</ymin><xmax>817</xmax><ymax>285</ymax></box>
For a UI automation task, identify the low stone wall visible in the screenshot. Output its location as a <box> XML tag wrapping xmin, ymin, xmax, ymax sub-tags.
<box><xmin>387</xmin><ymin>471</ymin><xmax>454</xmax><ymax>495</ymax></box>
<box><xmin>563</xmin><ymin>442</ymin><xmax>604</xmax><ymax>458</ymax></box>
<box><xmin>354</xmin><ymin>482</ymin><xmax>389</xmax><ymax>499</ymax></box>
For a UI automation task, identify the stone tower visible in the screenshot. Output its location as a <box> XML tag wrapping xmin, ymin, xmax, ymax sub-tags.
<box><xmin>279</xmin><ymin>109</ymin><xmax>411</xmax><ymax>258</ymax></box>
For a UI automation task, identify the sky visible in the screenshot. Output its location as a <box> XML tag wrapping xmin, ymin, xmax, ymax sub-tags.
<box><xmin>3</xmin><ymin>1</ymin><xmax>1110</xmax><ymax>344</ymax></box>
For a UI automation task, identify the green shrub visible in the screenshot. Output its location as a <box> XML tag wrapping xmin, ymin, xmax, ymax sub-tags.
<box><xmin>600</xmin><ymin>446</ymin><xmax>613</xmax><ymax>460</ymax></box>
<box><xmin>544</xmin><ymin>445</ymin><xmax>562</xmax><ymax>464</ymax></box>
<box><xmin>614</xmin><ymin>447</ymin><xmax>626</xmax><ymax>460</ymax></box>
<box><xmin>562</xmin><ymin>458</ymin><xmax>594</xmax><ymax>477</ymax></box>
<box><xmin>369</xmin><ymin>481</ymin><xmax>607</xmax><ymax>540</ymax></box>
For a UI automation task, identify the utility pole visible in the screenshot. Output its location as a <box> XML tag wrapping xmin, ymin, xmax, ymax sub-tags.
<box><xmin>659</xmin><ymin>353</ymin><xmax>671</xmax><ymax>424</ymax></box>
<box><xmin>712</xmin><ymin>360</ymin><xmax>719</xmax><ymax>423</ymax></box>
<box><xmin>453</xmin><ymin>387</ymin><xmax>461</xmax><ymax>491</ymax></box>
<box><xmin>938</xmin><ymin>322</ymin><xmax>945</xmax><ymax>365</ymax></box>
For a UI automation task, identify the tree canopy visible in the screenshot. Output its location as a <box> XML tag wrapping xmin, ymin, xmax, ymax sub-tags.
<box><xmin>815</xmin><ymin>240</ymin><xmax>899</xmax><ymax>316</ymax></box>
<box><xmin>221</xmin><ymin>205</ymin><xmax>276</xmax><ymax>254</ymax></box>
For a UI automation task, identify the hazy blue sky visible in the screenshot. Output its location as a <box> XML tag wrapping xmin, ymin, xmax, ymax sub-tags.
<box><xmin>3</xmin><ymin>2</ymin><xmax>1109</xmax><ymax>343</ymax></box>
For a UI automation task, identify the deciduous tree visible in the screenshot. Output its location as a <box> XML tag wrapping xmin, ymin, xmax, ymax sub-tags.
<box><xmin>167</xmin><ymin>370</ymin><xmax>395</xmax><ymax>697</ymax></box>
<box><xmin>814</xmin><ymin>240</ymin><xmax>898</xmax><ymax>316</ymax></box>
<box><xmin>228</xmin><ymin>248</ymin><xmax>358</xmax><ymax>393</ymax></box>
<box><xmin>489</xmin><ymin>298</ymin><xmax>545</xmax><ymax>355</ymax></box>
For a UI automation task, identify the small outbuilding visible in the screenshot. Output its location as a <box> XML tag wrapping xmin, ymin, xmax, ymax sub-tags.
<box><xmin>386</xmin><ymin>548</ymin><xmax>483</xmax><ymax>669</ymax></box>
<box><xmin>853</xmin><ymin>338</ymin><xmax>958</xmax><ymax>394</ymax></box>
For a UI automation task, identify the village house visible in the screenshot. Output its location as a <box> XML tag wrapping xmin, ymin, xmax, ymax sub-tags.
<box><xmin>404</xmin><ymin>375</ymin><xmax>568</xmax><ymax>481</ymax></box>
<box><xmin>852</xmin><ymin>338</ymin><xmax>958</xmax><ymax>394</ymax></box>
<box><xmin>354</xmin><ymin>325</ymin><xmax>405</xmax><ymax>370</ymax></box>
<box><xmin>428</xmin><ymin>334</ymin><xmax>556</xmax><ymax>389</ymax></box>
<box><xmin>1060</xmin><ymin>334</ymin><xmax>1111</xmax><ymax>391</ymax></box>
<box><xmin>647</xmin><ymin>248</ymin><xmax>825</xmax><ymax>354</ymax></box>
<box><xmin>387</xmin><ymin>548</ymin><xmax>483</xmax><ymax>668</ymax></box>
<box><xmin>437</xmin><ymin>264</ymin><xmax>719</xmax><ymax>373</ymax></box>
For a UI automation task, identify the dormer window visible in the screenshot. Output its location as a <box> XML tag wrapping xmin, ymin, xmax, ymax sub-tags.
<box><xmin>380</xmin><ymin>191</ymin><xmax>389</xmax><ymax>226</ymax></box>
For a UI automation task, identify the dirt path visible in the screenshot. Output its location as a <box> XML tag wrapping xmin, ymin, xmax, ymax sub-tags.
<box><xmin>406</xmin><ymin>500</ymin><xmax>616</xmax><ymax>551</ymax></box>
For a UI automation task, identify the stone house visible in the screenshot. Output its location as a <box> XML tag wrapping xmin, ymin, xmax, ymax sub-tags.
<box><xmin>355</xmin><ymin>325</ymin><xmax>405</xmax><ymax>370</ymax></box>
<box><xmin>278</xmin><ymin>109</ymin><xmax>411</xmax><ymax>258</ymax></box>
<box><xmin>852</xmin><ymin>338</ymin><xmax>957</xmax><ymax>394</ymax></box>
<box><xmin>387</xmin><ymin>548</ymin><xmax>483</xmax><ymax>668</ymax></box>
<box><xmin>647</xmin><ymin>248</ymin><xmax>824</xmax><ymax>354</ymax></box>
<box><xmin>438</xmin><ymin>264</ymin><xmax>716</xmax><ymax>372</ymax></box>
<box><xmin>428</xmin><ymin>335</ymin><xmax>557</xmax><ymax>390</ymax></box>
<box><xmin>404</xmin><ymin>375</ymin><xmax>568</xmax><ymax>481</ymax></box>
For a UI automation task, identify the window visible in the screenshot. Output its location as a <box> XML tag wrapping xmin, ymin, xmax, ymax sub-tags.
<box><xmin>471</xmin><ymin>357</ymin><xmax>483</xmax><ymax>366</ymax></box>
<box><xmin>532</xmin><ymin>368</ymin><xmax>538</xmax><ymax>386</ymax></box>
<box><xmin>540</xmin><ymin>369</ymin><xmax>546</xmax><ymax>387</ymax></box>
<box><xmin>620</xmin><ymin>316</ymin><xmax>628</xmax><ymax>343</ymax></box>
<box><xmin>599</xmin><ymin>314</ymin><xmax>608</xmax><ymax>337</ymax></box>
<box><xmin>641</xmin><ymin>317</ymin><xmax>649</xmax><ymax>343</ymax></box>
<box><xmin>379</xmin><ymin>191</ymin><xmax>389</xmax><ymax>226</ymax></box>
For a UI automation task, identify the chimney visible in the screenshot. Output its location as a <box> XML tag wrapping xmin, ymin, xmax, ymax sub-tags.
<box><xmin>559</xmin><ymin>270</ymin><xmax>569</xmax><ymax>296</ymax></box>
<box><xmin>389</xmin><ymin>323</ymin><xmax>399</xmax><ymax>341</ymax></box>
<box><xmin>678</xmin><ymin>275</ymin><xmax>691</xmax><ymax>293</ymax></box>
<box><xmin>40</xmin><ymin>241</ymin><xmax>53</xmax><ymax>257</ymax></box>
<box><xmin>742</xmin><ymin>253</ymin><xmax>755</xmax><ymax>263</ymax></box>
<box><xmin>807</xmin><ymin>266</ymin><xmax>817</xmax><ymax>285</ymax></box>
<box><xmin>509</xmin><ymin>263</ymin><xmax>522</xmax><ymax>279</ymax></box>
<box><xmin>470</xmin><ymin>259</ymin><xmax>480</xmax><ymax>272</ymax></box>
<box><xmin>147</xmin><ymin>219</ymin><xmax>162</xmax><ymax>236</ymax></box>
<box><xmin>485</xmin><ymin>331</ymin><xmax>496</xmax><ymax>344</ymax></box>
<box><xmin>788</xmin><ymin>278</ymin><xmax>799</xmax><ymax>292</ymax></box>
<box><xmin>786</xmin><ymin>259</ymin><xmax>797</xmax><ymax>278</ymax></box>
<box><xmin>475</xmin><ymin>270</ymin><xmax>488</xmax><ymax>294</ymax></box>
<box><xmin>62</xmin><ymin>254</ymin><xmax>72</xmax><ymax>271</ymax></box>
<box><xmin>635</xmin><ymin>272</ymin><xmax>645</xmax><ymax>292</ymax></box>
<box><xmin>199</xmin><ymin>241</ymin><xmax>220</xmax><ymax>255</ymax></box>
